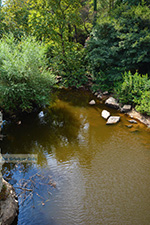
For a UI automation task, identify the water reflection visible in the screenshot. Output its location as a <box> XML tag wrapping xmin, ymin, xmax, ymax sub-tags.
<box><xmin>1</xmin><ymin>89</ymin><xmax>150</xmax><ymax>225</ymax></box>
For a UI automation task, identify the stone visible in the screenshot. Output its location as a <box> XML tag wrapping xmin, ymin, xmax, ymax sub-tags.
<box><xmin>97</xmin><ymin>94</ymin><xmax>102</xmax><ymax>99</ymax></box>
<box><xmin>103</xmin><ymin>91</ymin><xmax>109</xmax><ymax>95</ymax></box>
<box><xmin>1</xmin><ymin>179</ymin><xmax>19</xmax><ymax>225</ymax></box>
<box><xmin>121</xmin><ymin>105</ymin><xmax>132</xmax><ymax>113</ymax></box>
<box><xmin>106</xmin><ymin>116</ymin><xmax>120</xmax><ymax>125</ymax></box>
<box><xmin>126</xmin><ymin>124</ymin><xmax>133</xmax><ymax>128</ymax></box>
<box><xmin>89</xmin><ymin>100</ymin><xmax>96</xmax><ymax>105</ymax></box>
<box><xmin>101</xmin><ymin>110</ymin><xmax>110</xmax><ymax>120</ymax></box>
<box><xmin>127</xmin><ymin>108</ymin><xmax>150</xmax><ymax>127</ymax></box>
<box><xmin>105</xmin><ymin>97</ymin><xmax>120</xmax><ymax>109</ymax></box>
<box><xmin>128</xmin><ymin>119</ymin><xmax>138</xmax><ymax>124</ymax></box>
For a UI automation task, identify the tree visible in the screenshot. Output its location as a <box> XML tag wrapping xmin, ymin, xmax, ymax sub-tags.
<box><xmin>2</xmin><ymin>0</ymin><xmax>31</xmax><ymax>37</ymax></box>
<box><xmin>28</xmin><ymin>0</ymin><xmax>82</xmax><ymax>51</ymax></box>
<box><xmin>86</xmin><ymin>4</ymin><xmax>150</xmax><ymax>91</ymax></box>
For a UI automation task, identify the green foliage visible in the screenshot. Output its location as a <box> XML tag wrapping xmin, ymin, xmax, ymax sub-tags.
<box><xmin>2</xmin><ymin>0</ymin><xmax>31</xmax><ymax>37</ymax></box>
<box><xmin>136</xmin><ymin>91</ymin><xmax>150</xmax><ymax>115</ymax></box>
<box><xmin>116</xmin><ymin>71</ymin><xmax>150</xmax><ymax>115</ymax></box>
<box><xmin>116</xmin><ymin>71</ymin><xmax>149</xmax><ymax>103</ymax></box>
<box><xmin>86</xmin><ymin>4</ymin><xmax>150</xmax><ymax>91</ymax></box>
<box><xmin>86</xmin><ymin>18</ymin><xmax>123</xmax><ymax>90</ymax></box>
<box><xmin>28</xmin><ymin>0</ymin><xmax>83</xmax><ymax>43</ymax></box>
<box><xmin>0</xmin><ymin>34</ymin><xmax>56</xmax><ymax>114</ymax></box>
<box><xmin>49</xmin><ymin>43</ymin><xmax>88</xmax><ymax>88</ymax></box>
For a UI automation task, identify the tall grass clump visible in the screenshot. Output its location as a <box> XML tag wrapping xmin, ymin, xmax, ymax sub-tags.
<box><xmin>0</xmin><ymin>34</ymin><xmax>56</xmax><ymax>114</ymax></box>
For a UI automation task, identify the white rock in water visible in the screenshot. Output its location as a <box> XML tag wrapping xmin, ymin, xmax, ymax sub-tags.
<box><xmin>121</xmin><ymin>105</ymin><xmax>132</xmax><ymax>113</ymax></box>
<box><xmin>106</xmin><ymin>116</ymin><xmax>120</xmax><ymax>125</ymax></box>
<box><xmin>105</xmin><ymin>97</ymin><xmax>120</xmax><ymax>109</ymax></box>
<box><xmin>101</xmin><ymin>110</ymin><xmax>110</xmax><ymax>120</ymax></box>
<box><xmin>89</xmin><ymin>100</ymin><xmax>96</xmax><ymax>105</ymax></box>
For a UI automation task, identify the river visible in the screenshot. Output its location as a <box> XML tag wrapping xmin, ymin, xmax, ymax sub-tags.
<box><xmin>1</xmin><ymin>89</ymin><xmax>150</xmax><ymax>225</ymax></box>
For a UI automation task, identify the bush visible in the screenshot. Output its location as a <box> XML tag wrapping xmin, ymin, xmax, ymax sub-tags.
<box><xmin>116</xmin><ymin>71</ymin><xmax>150</xmax><ymax>115</ymax></box>
<box><xmin>0</xmin><ymin>34</ymin><xmax>56</xmax><ymax>114</ymax></box>
<box><xmin>49</xmin><ymin>43</ymin><xmax>88</xmax><ymax>88</ymax></box>
<box><xmin>136</xmin><ymin>91</ymin><xmax>150</xmax><ymax>115</ymax></box>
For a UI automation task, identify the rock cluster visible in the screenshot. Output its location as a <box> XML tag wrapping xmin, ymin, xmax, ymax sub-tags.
<box><xmin>101</xmin><ymin>109</ymin><xmax>120</xmax><ymax>125</ymax></box>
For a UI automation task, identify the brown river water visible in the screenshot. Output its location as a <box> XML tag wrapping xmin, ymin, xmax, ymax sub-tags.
<box><xmin>1</xmin><ymin>89</ymin><xmax>150</xmax><ymax>225</ymax></box>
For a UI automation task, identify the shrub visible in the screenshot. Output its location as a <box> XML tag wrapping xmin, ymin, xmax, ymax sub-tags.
<box><xmin>0</xmin><ymin>34</ymin><xmax>56</xmax><ymax>114</ymax></box>
<box><xmin>49</xmin><ymin>43</ymin><xmax>88</xmax><ymax>88</ymax></box>
<box><xmin>116</xmin><ymin>71</ymin><xmax>149</xmax><ymax>104</ymax></box>
<box><xmin>135</xmin><ymin>91</ymin><xmax>150</xmax><ymax>115</ymax></box>
<box><xmin>116</xmin><ymin>71</ymin><xmax>150</xmax><ymax>115</ymax></box>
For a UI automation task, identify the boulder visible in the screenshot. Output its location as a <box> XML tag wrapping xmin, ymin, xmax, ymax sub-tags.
<box><xmin>121</xmin><ymin>105</ymin><xmax>132</xmax><ymax>113</ymax></box>
<box><xmin>0</xmin><ymin>179</ymin><xmax>19</xmax><ymax>225</ymax></box>
<box><xmin>105</xmin><ymin>97</ymin><xmax>120</xmax><ymax>109</ymax></box>
<box><xmin>101</xmin><ymin>110</ymin><xmax>110</xmax><ymax>120</ymax></box>
<box><xmin>89</xmin><ymin>100</ymin><xmax>96</xmax><ymax>105</ymax></box>
<box><xmin>128</xmin><ymin>119</ymin><xmax>138</xmax><ymax>124</ymax></box>
<box><xmin>106</xmin><ymin>116</ymin><xmax>120</xmax><ymax>125</ymax></box>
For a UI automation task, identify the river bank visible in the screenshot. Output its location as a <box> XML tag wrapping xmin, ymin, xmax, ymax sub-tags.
<box><xmin>92</xmin><ymin>90</ymin><xmax>150</xmax><ymax>128</ymax></box>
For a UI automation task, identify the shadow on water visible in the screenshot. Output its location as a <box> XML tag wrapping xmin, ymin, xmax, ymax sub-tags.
<box><xmin>56</xmin><ymin>88</ymin><xmax>95</xmax><ymax>107</ymax></box>
<box><xmin>1</xmin><ymin>96</ymin><xmax>82</xmax><ymax>165</ymax></box>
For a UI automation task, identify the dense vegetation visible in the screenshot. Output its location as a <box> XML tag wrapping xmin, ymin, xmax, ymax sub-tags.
<box><xmin>0</xmin><ymin>0</ymin><xmax>150</xmax><ymax>115</ymax></box>
<box><xmin>0</xmin><ymin>35</ymin><xmax>55</xmax><ymax>113</ymax></box>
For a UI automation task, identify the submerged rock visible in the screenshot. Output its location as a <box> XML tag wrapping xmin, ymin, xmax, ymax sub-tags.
<box><xmin>121</xmin><ymin>105</ymin><xmax>132</xmax><ymax>113</ymax></box>
<box><xmin>106</xmin><ymin>116</ymin><xmax>120</xmax><ymax>125</ymax></box>
<box><xmin>101</xmin><ymin>110</ymin><xmax>110</xmax><ymax>120</ymax></box>
<box><xmin>126</xmin><ymin>124</ymin><xmax>133</xmax><ymax>128</ymax></box>
<box><xmin>128</xmin><ymin>119</ymin><xmax>138</xmax><ymax>124</ymax></box>
<box><xmin>127</xmin><ymin>109</ymin><xmax>150</xmax><ymax>127</ymax></box>
<box><xmin>0</xmin><ymin>179</ymin><xmax>19</xmax><ymax>225</ymax></box>
<box><xmin>89</xmin><ymin>100</ymin><xmax>96</xmax><ymax>105</ymax></box>
<box><xmin>105</xmin><ymin>97</ymin><xmax>120</xmax><ymax>109</ymax></box>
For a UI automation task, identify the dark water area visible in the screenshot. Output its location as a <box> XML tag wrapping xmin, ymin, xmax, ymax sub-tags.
<box><xmin>1</xmin><ymin>89</ymin><xmax>150</xmax><ymax>225</ymax></box>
